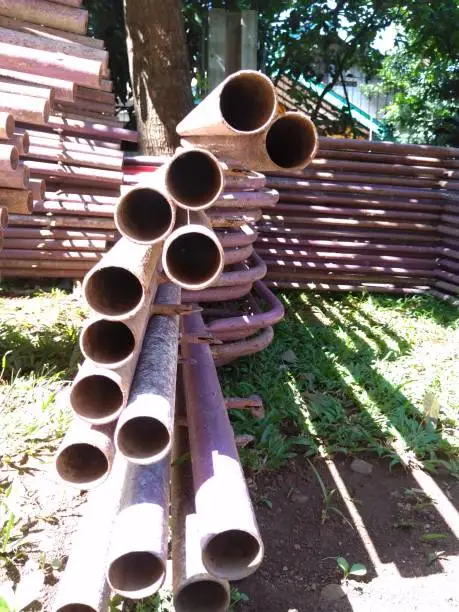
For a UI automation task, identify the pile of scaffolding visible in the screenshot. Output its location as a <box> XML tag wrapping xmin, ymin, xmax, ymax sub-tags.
<box><xmin>0</xmin><ymin>0</ymin><xmax>136</xmax><ymax>274</ymax></box>
<box><xmin>52</xmin><ymin>70</ymin><xmax>318</xmax><ymax>611</ymax></box>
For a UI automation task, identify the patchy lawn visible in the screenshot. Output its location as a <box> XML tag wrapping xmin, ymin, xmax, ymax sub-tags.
<box><xmin>0</xmin><ymin>288</ymin><xmax>458</xmax><ymax>611</ymax></box>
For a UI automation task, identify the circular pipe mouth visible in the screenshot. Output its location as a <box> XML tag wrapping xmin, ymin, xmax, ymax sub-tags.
<box><xmin>21</xmin><ymin>131</ymin><xmax>30</xmax><ymax>154</ymax></box>
<box><xmin>4</xmin><ymin>114</ymin><xmax>14</xmax><ymax>139</ymax></box>
<box><xmin>116</xmin><ymin>416</ymin><xmax>170</xmax><ymax>463</ymax></box>
<box><xmin>10</xmin><ymin>146</ymin><xmax>19</xmax><ymax>169</ymax></box>
<box><xmin>43</xmin><ymin>99</ymin><xmax>51</xmax><ymax>123</ymax></box>
<box><xmin>115</xmin><ymin>186</ymin><xmax>175</xmax><ymax>244</ymax></box>
<box><xmin>219</xmin><ymin>72</ymin><xmax>277</xmax><ymax>134</ymax></box>
<box><xmin>163</xmin><ymin>231</ymin><xmax>223</xmax><ymax>290</ymax></box>
<box><xmin>57</xmin><ymin>605</ymin><xmax>97</xmax><ymax>611</ymax></box>
<box><xmin>166</xmin><ymin>150</ymin><xmax>223</xmax><ymax>210</ymax></box>
<box><xmin>56</xmin><ymin>443</ymin><xmax>109</xmax><ymax>488</ymax></box>
<box><xmin>70</xmin><ymin>374</ymin><xmax>123</xmax><ymax>423</ymax></box>
<box><xmin>174</xmin><ymin>579</ymin><xmax>230</xmax><ymax>612</ymax></box>
<box><xmin>108</xmin><ymin>552</ymin><xmax>165</xmax><ymax>598</ymax></box>
<box><xmin>266</xmin><ymin>113</ymin><xmax>318</xmax><ymax>169</ymax></box>
<box><xmin>84</xmin><ymin>266</ymin><xmax>143</xmax><ymax>318</ymax></box>
<box><xmin>203</xmin><ymin>530</ymin><xmax>262</xmax><ymax>580</ymax></box>
<box><xmin>81</xmin><ymin>319</ymin><xmax>135</xmax><ymax>367</ymax></box>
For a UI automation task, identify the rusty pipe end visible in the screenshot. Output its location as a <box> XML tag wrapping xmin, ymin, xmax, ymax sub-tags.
<box><xmin>80</xmin><ymin>319</ymin><xmax>135</xmax><ymax>368</ymax></box>
<box><xmin>266</xmin><ymin>112</ymin><xmax>318</xmax><ymax>170</ymax></box>
<box><xmin>166</xmin><ymin>148</ymin><xmax>223</xmax><ymax>211</ymax></box>
<box><xmin>107</xmin><ymin>551</ymin><xmax>166</xmax><ymax>599</ymax></box>
<box><xmin>115</xmin><ymin>402</ymin><xmax>172</xmax><ymax>465</ymax></box>
<box><xmin>21</xmin><ymin>130</ymin><xmax>30</xmax><ymax>154</ymax></box>
<box><xmin>115</xmin><ymin>184</ymin><xmax>175</xmax><ymax>245</ymax></box>
<box><xmin>70</xmin><ymin>371</ymin><xmax>124</xmax><ymax>425</ymax></box>
<box><xmin>55</xmin><ymin>442</ymin><xmax>110</xmax><ymax>489</ymax></box>
<box><xmin>4</xmin><ymin>113</ymin><xmax>14</xmax><ymax>139</ymax></box>
<box><xmin>56</xmin><ymin>605</ymin><xmax>98</xmax><ymax>612</ymax></box>
<box><xmin>202</xmin><ymin>529</ymin><xmax>264</xmax><ymax>581</ymax></box>
<box><xmin>174</xmin><ymin>576</ymin><xmax>230</xmax><ymax>612</ymax></box>
<box><xmin>9</xmin><ymin>146</ymin><xmax>19</xmax><ymax>170</ymax></box>
<box><xmin>83</xmin><ymin>266</ymin><xmax>144</xmax><ymax>319</ymax></box>
<box><xmin>162</xmin><ymin>222</ymin><xmax>224</xmax><ymax>291</ymax></box>
<box><xmin>220</xmin><ymin>71</ymin><xmax>277</xmax><ymax>134</ymax></box>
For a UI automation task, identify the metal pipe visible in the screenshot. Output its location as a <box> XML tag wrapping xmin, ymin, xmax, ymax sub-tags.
<box><xmin>172</xmin><ymin>425</ymin><xmax>230</xmax><ymax>612</ymax></box>
<box><xmin>162</xmin><ymin>209</ymin><xmax>224</xmax><ymax>291</ymax></box>
<box><xmin>166</xmin><ymin>147</ymin><xmax>223</xmax><ymax>211</ymax></box>
<box><xmin>183</xmin><ymin>111</ymin><xmax>318</xmax><ymax>172</ymax></box>
<box><xmin>115</xmin><ymin>283</ymin><xmax>180</xmax><ymax>464</ymax></box>
<box><xmin>83</xmin><ymin>239</ymin><xmax>161</xmax><ymax>319</ymax></box>
<box><xmin>177</xmin><ymin>70</ymin><xmax>277</xmax><ymax>136</ymax></box>
<box><xmin>115</xmin><ymin>173</ymin><xmax>175</xmax><ymax>245</ymax></box>
<box><xmin>182</xmin><ymin>282</ymin><xmax>253</xmax><ymax>304</ymax></box>
<box><xmin>212</xmin><ymin>326</ymin><xmax>274</xmax><ymax>366</ymax></box>
<box><xmin>0</xmin><ymin>111</ymin><xmax>14</xmax><ymax>139</ymax></box>
<box><xmin>0</xmin><ymin>143</ymin><xmax>18</xmax><ymax>170</ymax></box>
<box><xmin>71</xmin><ymin>278</ymin><xmax>159</xmax><ymax>423</ymax></box>
<box><xmin>207</xmin><ymin>280</ymin><xmax>284</xmax><ymax>340</ymax></box>
<box><xmin>0</xmin><ymin>0</ymin><xmax>89</xmax><ymax>35</ymax></box>
<box><xmin>182</xmin><ymin>312</ymin><xmax>264</xmax><ymax>580</ymax></box>
<box><xmin>106</xmin><ymin>458</ymin><xmax>170</xmax><ymax>599</ymax></box>
<box><xmin>52</xmin><ymin>454</ymin><xmax>128</xmax><ymax>612</ymax></box>
<box><xmin>0</xmin><ymin>188</ymin><xmax>32</xmax><ymax>214</ymax></box>
<box><xmin>54</xmin><ymin>418</ymin><xmax>115</xmax><ymax>489</ymax></box>
<box><xmin>215</xmin><ymin>188</ymin><xmax>278</xmax><ymax>209</ymax></box>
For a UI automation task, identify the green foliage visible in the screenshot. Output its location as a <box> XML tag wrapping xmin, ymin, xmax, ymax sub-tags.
<box><xmin>219</xmin><ymin>292</ymin><xmax>459</xmax><ymax>473</ymax></box>
<box><xmin>336</xmin><ymin>556</ymin><xmax>367</xmax><ymax>580</ymax></box>
<box><xmin>369</xmin><ymin>1</ymin><xmax>459</xmax><ymax>144</ymax></box>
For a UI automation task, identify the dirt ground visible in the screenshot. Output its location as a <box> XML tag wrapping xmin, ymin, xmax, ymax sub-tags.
<box><xmin>236</xmin><ymin>456</ymin><xmax>459</xmax><ymax>612</ymax></box>
<box><xmin>2</xmin><ymin>452</ymin><xmax>459</xmax><ymax>610</ymax></box>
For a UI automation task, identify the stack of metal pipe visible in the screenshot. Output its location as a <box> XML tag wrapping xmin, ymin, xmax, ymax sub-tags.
<box><xmin>53</xmin><ymin>70</ymin><xmax>301</xmax><ymax>611</ymax></box>
<box><xmin>0</xmin><ymin>0</ymin><xmax>137</xmax><ymax>274</ymax></box>
<box><xmin>257</xmin><ymin>137</ymin><xmax>459</xmax><ymax>295</ymax></box>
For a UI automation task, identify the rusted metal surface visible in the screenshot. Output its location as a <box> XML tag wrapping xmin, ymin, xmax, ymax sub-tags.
<box><xmin>106</xmin><ymin>458</ymin><xmax>170</xmax><ymax>599</ymax></box>
<box><xmin>182</xmin><ymin>111</ymin><xmax>318</xmax><ymax>172</ymax></box>
<box><xmin>54</xmin><ymin>418</ymin><xmax>115</xmax><ymax>489</ymax></box>
<box><xmin>163</xmin><ymin>209</ymin><xmax>224</xmax><ymax>291</ymax></box>
<box><xmin>171</xmin><ymin>424</ymin><xmax>230</xmax><ymax>612</ymax></box>
<box><xmin>177</xmin><ymin>70</ymin><xmax>277</xmax><ymax>137</ymax></box>
<box><xmin>115</xmin><ymin>283</ymin><xmax>180</xmax><ymax>464</ymax></box>
<box><xmin>182</xmin><ymin>312</ymin><xmax>264</xmax><ymax>580</ymax></box>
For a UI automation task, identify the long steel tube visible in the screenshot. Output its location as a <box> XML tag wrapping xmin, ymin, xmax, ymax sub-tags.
<box><xmin>177</xmin><ymin>70</ymin><xmax>277</xmax><ymax>136</ymax></box>
<box><xmin>115</xmin><ymin>173</ymin><xmax>176</xmax><ymax>245</ymax></box>
<box><xmin>182</xmin><ymin>111</ymin><xmax>318</xmax><ymax>172</ymax></box>
<box><xmin>54</xmin><ymin>419</ymin><xmax>115</xmax><ymax>489</ymax></box>
<box><xmin>172</xmin><ymin>424</ymin><xmax>230</xmax><ymax>612</ymax></box>
<box><xmin>106</xmin><ymin>458</ymin><xmax>170</xmax><ymax>599</ymax></box>
<box><xmin>71</xmin><ymin>280</ymin><xmax>158</xmax><ymax>423</ymax></box>
<box><xmin>53</xmin><ymin>454</ymin><xmax>128</xmax><ymax>612</ymax></box>
<box><xmin>182</xmin><ymin>312</ymin><xmax>264</xmax><ymax>580</ymax></box>
<box><xmin>162</xmin><ymin>209</ymin><xmax>224</xmax><ymax>290</ymax></box>
<box><xmin>83</xmin><ymin>239</ymin><xmax>161</xmax><ymax>319</ymax></box>
<box><xmin>115</xmin><ymin>283</ymin><xmax>180</xmax><ymax>464</ymax></box>
<box><xmin>166</xmin><ymin>147</ymin><xmax>224</xmax><ymax>210</ymax></box>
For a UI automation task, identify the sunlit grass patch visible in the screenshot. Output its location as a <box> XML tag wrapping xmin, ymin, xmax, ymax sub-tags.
<box><xmin>220</xmin><ymin>292</ymin><xmax>459</xmax><ymax>474</ymax></box>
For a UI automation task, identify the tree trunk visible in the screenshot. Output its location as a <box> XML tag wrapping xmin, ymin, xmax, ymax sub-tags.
<box><xmin>123</xmin><ymin>0</ymin><xmax>193</xmax><ymax>155</ymax></box>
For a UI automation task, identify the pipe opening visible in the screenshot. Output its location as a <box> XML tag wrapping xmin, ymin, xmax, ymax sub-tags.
<box><xmin>165</xmin><ymin>233</ymin><xmax>222</xmax><ymax>288</ymax></box>
<box><xmin>56</xmin><ymin>444</ymin><xmax>108</xmax><ymax>485</ymax></box>
<box><xmin>203</xmin><ymin>530</ymin><xmax>261</xmax><ymax>580</ymax></box>
<box><xmin>117</xmin><ymin>187</ymin><xmax>174</xmax><ymax>243</ymax></box>
<box><xmin>167</xmin><ymin>151</ymin><xmax>222</xmax><ymax>209</ymax></box>
<box><xmin>117</xmin><ymin>417</ymin><xmax>170</xmax><ymax>461</ymax></box>
<box><xmin>71</xmin><ymin>375</ymin><xmax>123</xmax><ymax>421</ymax></box>
<box><xmin>220</xmin><ymin>73</ymin><xmax>276</xmax><ymax>133</ymax></box>
<box><xmin>57</xmin><ymin>606</ymin><xmax>96</xmax><ymax>611</ymax></box>
<box><xmin>266</xmin><ymin>114</ymin><xmax>317</xmax><ymax>169</ymax></box>
<box><xmin>175</xmin><ymin>580</ymin><xmax>229</xmax><ymax>612</ymax></box>
<box><xmin>108</xmin><ymin>552</ymin><xmax>164</xmax><ymax>594</ymax></box>
<box><xmin>82</xmin><ymin>320</ymin><xmax>135</xmax><ymax>366</ymax></box>
<box><xmin>85</xmin><ymin>267</ymin><xmax>143</xmax><ymax>317</ymax></box>
<box><xmin>10</xmin><ymin>147</ymin><xmax>19</xmax><ymax>169</ymax></box>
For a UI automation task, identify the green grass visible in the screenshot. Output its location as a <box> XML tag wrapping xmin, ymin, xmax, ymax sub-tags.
<box><xmin>220</xmin><ymin>292</ymin><xmax>459</xmax><ymax>474</ymax></box>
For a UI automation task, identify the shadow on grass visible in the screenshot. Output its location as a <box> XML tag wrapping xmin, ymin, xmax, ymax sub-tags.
<box><xmin>219</xmin><ymin>290</ymin><xmax>459</xmax><ymax>593</ymax></box>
